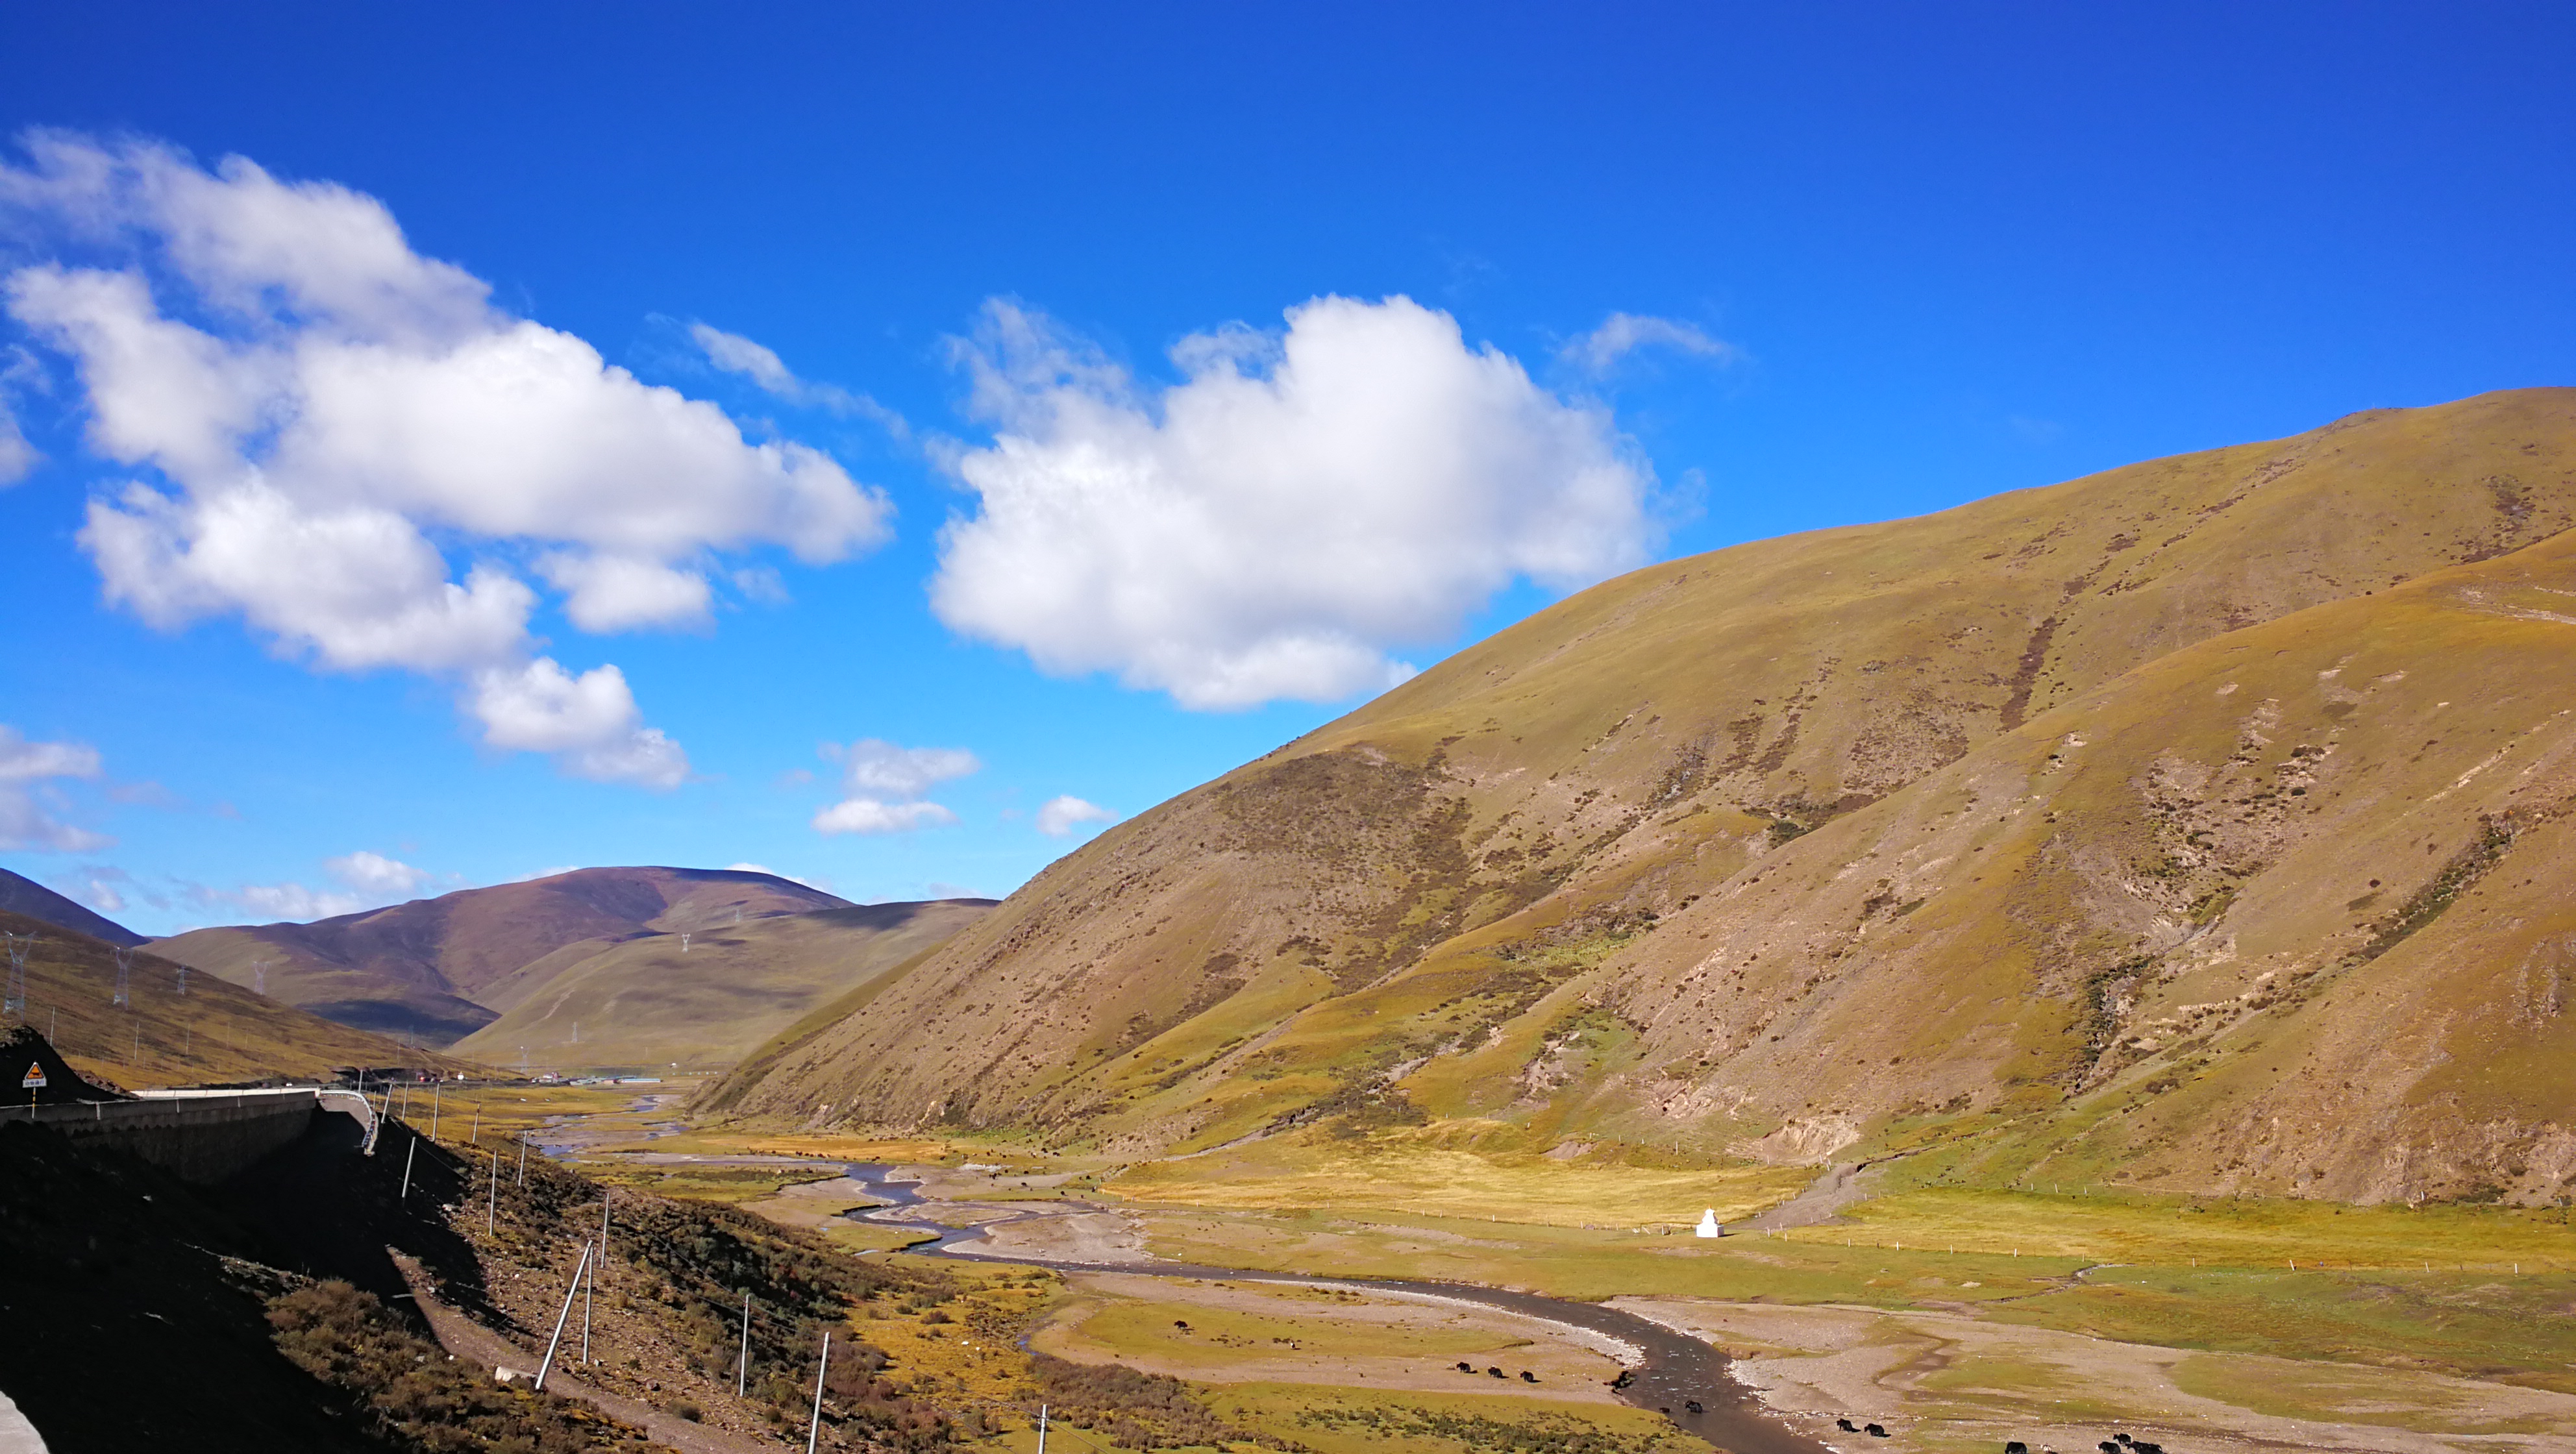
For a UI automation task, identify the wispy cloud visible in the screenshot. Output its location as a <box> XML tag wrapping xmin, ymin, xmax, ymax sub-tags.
<box><xmin>689</xmin><ymin>322</ymin><xmax>912</xmax><ymax>439</ymax></box>
<box><xmin>1560</xmin><ymin>312</ymin><xmax>1742</xmax><ymax>375</ymax></box>
<box><xmin>0</xmin><ymin>724</ymin><xmax>110</xmax><ymax>852</ymax></box>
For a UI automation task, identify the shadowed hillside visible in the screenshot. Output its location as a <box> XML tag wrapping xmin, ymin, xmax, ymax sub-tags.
<box><xmin>154</xmin><ymin>866</ymin><xmax>852</xmax><ymax>1044</ymax></box>
<box><xmin>449</xmin><ymin>898</ymin><xmax>997</xmax><ymax>1072</ymax></box>
<box><xmin>703</xmin><ymin>388</ymin><xmax>2576</xmax><ymax>1204</ymax></box>
<box><xmin>0</xmin><ymin>910</ymin><xmax>439</xmax><ymax>1087</ymax></box>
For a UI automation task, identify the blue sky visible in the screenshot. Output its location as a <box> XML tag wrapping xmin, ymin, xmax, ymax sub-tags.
<box><xmin>1</xmin><ymin>3</ymin><xmax>2569</xmax><ymax>934</ymax></box>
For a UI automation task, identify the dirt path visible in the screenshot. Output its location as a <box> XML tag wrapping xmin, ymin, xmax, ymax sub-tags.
<box><xmin>391</xmin><ymin>1254</ymin><xmax>784</xmax><ymax>1454</ymax></box>
<box><xmin>1737</xmin><ymin>1161</ymin><xmax>1882</xmax><ymax>1231</ymax></box>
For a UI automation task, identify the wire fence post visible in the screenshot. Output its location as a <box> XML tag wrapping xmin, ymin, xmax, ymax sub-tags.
<box><xmin>806</xmin><ymin>1331</ymin><xmax>830</xmax><ymax>1454</ymax></box>
<box><xmin>428</xmin><ymin>1079</ymin><xmax>441</xmax><ymax>1140</ymax></box>
<box><xmin>399</xmin><ymin>1132</ymin><xmax>417</xmax><ymax>1201</ymax></box>
<box><xmin>517</xmin><ymin>1135</ymin><xmax>527</xmax><ymax>1186</ymax></box>
<box><xmin>737</xmin><ymin>1290</ymin><xmax>750</xmax><ymax>1396</ymax></box>
<box><xmin>581</xmin><ymin>1242</ymin><xmax>595</xmax><ymax>1364</ymax></box>
<box><xmin>534</xmin><ymin>1240</ymin><xmax>591</xmax><ymax>1392</ymax></box>
<box><xmin>1038</xmin><ymin>1402</ymin><xmax>1048</xmax><ymax>1454</ymax></box>
<box><xmin>487</xmin><ymin>1149</ymin><xmax>499</xmax><ymax>1235</ymax></box>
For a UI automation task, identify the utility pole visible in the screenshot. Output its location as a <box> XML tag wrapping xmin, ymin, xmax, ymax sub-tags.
<box><xmin>428</xmin><ymin>1079</ymin><xmax>441</xmax><ymax>1140</ymax></box>
<box><xmin>1037</xmin><ymin>1403</ymin><xmax>1048</xmax><ymax>1454</ymax></box>
<box><xmin>737</xmin><ymin>1291</ymin><xmax>750</xmax><ymax>1395</ymax></box>
<box><xmin>517</xmin><ymin>1135</ymin><xmax>527</xmax><ymax>1186</ymax></box>
<box><xmin>2</xmin><ymin>933</ymin><xmax>32</xmax><ymax>1020</ymax></box>
<box><xmin>535</xmin><ymin>1242</ymin><xmax>591</xmax><ymax>1392</ymax></box>
<box><xmin>487</xmin><ymin>1150</ymin><xmax>498</xmax><ymax>1235</ymax></box>
<box><xmin>581</xmin><ymin>1242</ymin><xmax>595</xmax><ymax>1365</ymax></box>
<box><xmin>401</xmin><ymin>1131</ymin><xmax>417</xmax><ymax>1200</ymax></box>
<box><xmin>806</xmin><ymin>1332</ymin><xmax>830</xmax><ymax>1454</ymax></box>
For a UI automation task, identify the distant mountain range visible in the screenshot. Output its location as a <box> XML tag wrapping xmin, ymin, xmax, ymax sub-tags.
<box><xmin>702</xmin><ymin>388</ymin><xmax>2576</xmax><ymax>1206</ymax></box>
<box><xmin>147</xmin><ymin>867</ymin><xmax>995</xmax><ymax>1067</ymax></box>
<box><xmin>0</xmin><ymin>869</ymin><xmax>147</xmax><ymax>948</ymax></box>
<box><xmin>0</xmin><ymin>907</ymin><xmax>428</xmax><ymax>1087</ymax></box>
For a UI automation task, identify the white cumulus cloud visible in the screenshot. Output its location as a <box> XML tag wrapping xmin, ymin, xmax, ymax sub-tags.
<box><xmin>323</xmin><ymin>849</ymin><xmax>431</xmax><ymax>898</ymax></box>
<box><xmin>930</xmin><ymin>295</ymin><xmax>1654</xmax><ymax>709</ymax></box>
<box><xmin>0</xmin><ymin>724</ymin><xmax>110</xmax><ymax>852</ymax></box>
<box><xmin>810</xmin><ymin>738</ymin><xmax>978</xmax><ymax>836</ymax></box>
<box><xmin>1</xmin><ymin>133</ymin><xmax>898</xmax><ymax>787</ymax></box>
<box><xmin>471</xmin><ymin>659</ymin><xmax>687</xmax><ymax>789</ymax></box>
<box><xmin>1035</xmin><ymin>795</ymin><xmax>1117</xmax><ymax>838</ymax></box>
<box><xmin>1561</xmin><ymin>312</ymin><xmax>1742</xmax><ymax>375</ymax></box>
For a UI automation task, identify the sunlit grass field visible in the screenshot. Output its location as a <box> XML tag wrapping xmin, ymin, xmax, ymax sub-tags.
<box><xmin>1110</xmin><ymin>1130</ymin><xmax>1810</xmax><ymax>1229</ymax></box>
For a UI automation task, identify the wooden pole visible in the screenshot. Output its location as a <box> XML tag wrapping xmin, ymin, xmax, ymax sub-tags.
<box><xmin>806</xmin><ymin>1331</ymin><xmax>830</xmax><ymax>1454</ymax></box>
<box><xmin>535</xmin><ymin>1241</ymin><xmax>591</xmax><ymax>1392</ymax></box>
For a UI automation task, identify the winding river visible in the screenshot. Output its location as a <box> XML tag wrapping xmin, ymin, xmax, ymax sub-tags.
<box><xmin>837</xmin><ymin>1164</ymin><xmax>1832</xmax><ymax>1454</ymax></box>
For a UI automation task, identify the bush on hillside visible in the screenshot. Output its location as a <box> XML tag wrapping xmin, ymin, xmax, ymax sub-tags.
<box><xmin>266</xmin><ymin>1279</ymin><xmax>669</xmax><ymax>1453</ymax></box>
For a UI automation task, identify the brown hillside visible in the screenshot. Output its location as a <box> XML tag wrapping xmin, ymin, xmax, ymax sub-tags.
<box><xmin>449</xmin><ymin>898</ymin><xmax>996</xmax><ymax>1073</ymax></box>
<box><xmin>0</xmin><ymin>909</ymin><xmax>441</xmax><ymax>1087</ymax></box>
<box><xmin>153</xmin><ymin>866</ymin><xmax>849</xmax><ymax>1044</ymax></box>
<box><xmin>703</xmin><ymin>388</ymin><xmax>2576</xmax><ymax>1203</ymax></box>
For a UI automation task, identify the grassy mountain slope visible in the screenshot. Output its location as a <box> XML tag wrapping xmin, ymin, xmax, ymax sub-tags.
<box><xmin>153</xmin><ymin>866</ymin><xmax>850</xmax><ymax>1044</ymax></box>
<box><xmin>0</xmin><ymin>909</ymin><xmax>438</xmax><ymax>1087</ymax></box>
<box><xmin>449</xmin><ymin>898</ymin><xmax>996</xmax><ymax>1072</ymax></box>
<box><xmin>703</xmin><ymin>388</ymin><xmax>2576</xmax><ymax>1202</ymax></box>
<box><xmin>0</xmin><ymin>866</ymin><xmax>146</xmax><ymax>946</ymax></box>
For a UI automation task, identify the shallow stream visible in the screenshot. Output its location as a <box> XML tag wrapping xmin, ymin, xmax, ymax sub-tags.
<box><xmin>838</xmin><ymin>1163</ymin><xmax>1831</xmax><ymax>1454</ymax></box>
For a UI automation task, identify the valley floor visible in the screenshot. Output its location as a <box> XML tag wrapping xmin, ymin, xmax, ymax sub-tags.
<box><xmin>538</xmin><ymin>1098</ymin><xmax>2576</xmax><ymax>1454</ymax></box>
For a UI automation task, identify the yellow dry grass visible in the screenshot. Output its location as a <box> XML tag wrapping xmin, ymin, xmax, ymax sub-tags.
<box><xmin>1111</xmin><ymin>1129</ymin><xmax>1809</xmax><ymax>1228</ymax></box>
<box><xmin>1794</xmin><ymin>1187</ymin><xmax>2576</xmax><ymax>1270</ymax></box>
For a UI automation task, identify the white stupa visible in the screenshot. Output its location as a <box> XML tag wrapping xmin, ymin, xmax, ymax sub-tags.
<box><xmin>1694</xmin><ymin>1208</ymin><xmax>1722</xmax><ymax>1238</ymax></box>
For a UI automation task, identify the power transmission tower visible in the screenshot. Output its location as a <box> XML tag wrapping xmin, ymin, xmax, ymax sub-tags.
<box><xmin>175</xmin><ymin>963</ymin><xmax>188</xmax><ymax>996</ymax></box>
<box><xmin>112</xmin><ymin>946</ymin><xmax>132</xmax><ymax>1006</ymax></box>
<box><xmin>252</xmin><ymin>959</ymin><xmax>267</xmax><ymax>995</ymax></box>
<box><xmin>3</xmin><ymin>933</ymin><xmax>33</xmax><ymax>1019</ymax></box>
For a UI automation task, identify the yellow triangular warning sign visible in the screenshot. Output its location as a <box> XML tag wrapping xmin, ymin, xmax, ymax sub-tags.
<box><xmin>20</xmin><ymin>1063</ymin><xmax>45</xmax><ymax>1089</ymax></box>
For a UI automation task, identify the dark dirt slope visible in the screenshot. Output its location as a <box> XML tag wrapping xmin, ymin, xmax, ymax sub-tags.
<box><xmin>0</xmin><ymin>865</ymin><xmax>143</xmax><ymax>946</ymax></box>
<box><xmin>153</xmin><ymin>867</ymin><xmax>852</xmax><ymax>1045</ymax></box>
<box><xmin>0</xmin><ymin>1118</ymin><xmax>397</xmax><ymax>1452</ymax></box>
<box><xmin>704</xmin><ymin>388</ymin><xmax>2576</xmax><ymax>1201</ymax></box>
